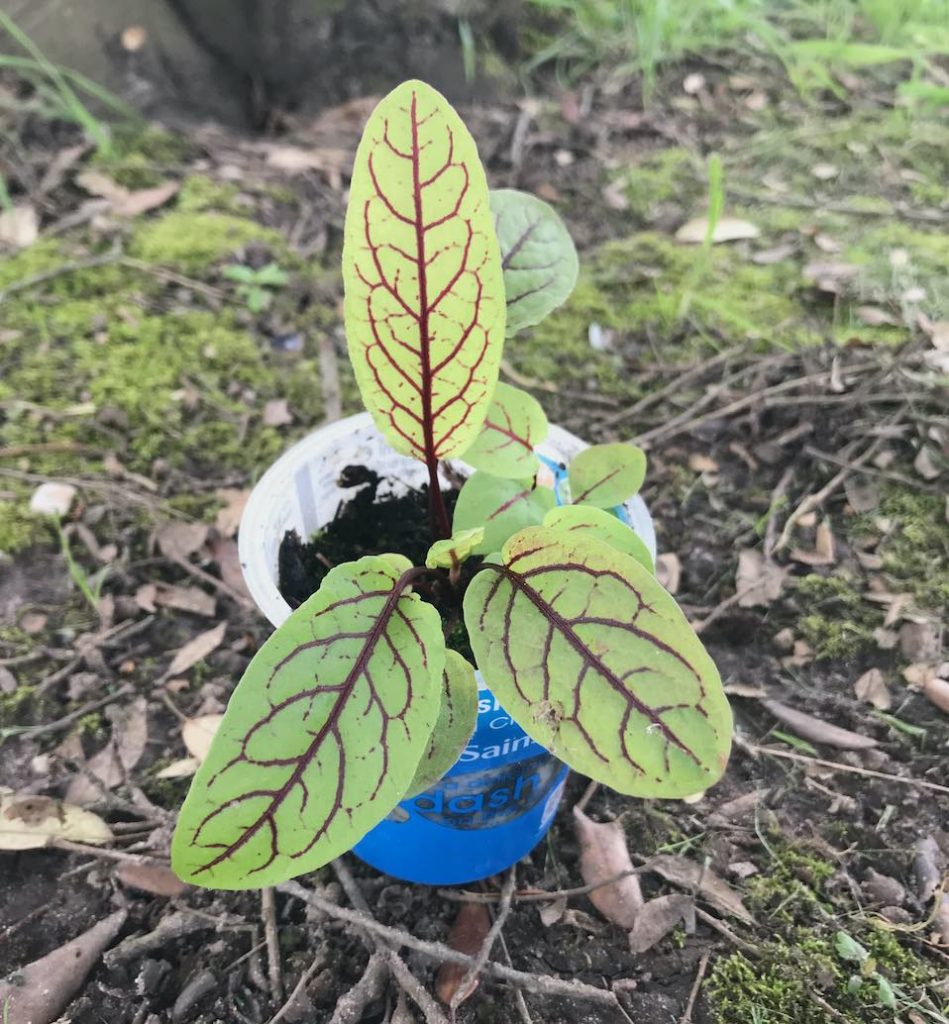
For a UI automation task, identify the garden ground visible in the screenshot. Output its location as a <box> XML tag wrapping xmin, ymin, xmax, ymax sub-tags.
<box><xmin>1</xmin><ymin>8</ymin><xmax>947</xmax><ymax>1024</ymax></box>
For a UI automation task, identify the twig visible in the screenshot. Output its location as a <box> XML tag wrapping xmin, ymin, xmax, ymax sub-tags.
<box><xmin>384</xmin><ymin>951</ymin><xmax>451</xmax><ymax>1024</ymax></box>
<box><xmin>694</xmin><ymin>908</ymin><xmax>757</xmax><ymax>953</ymax></box>
<box><xmin>281</xmin><ymin>881</ymin><xmax>635</xmax><ymax>1018</ymax></box>
<box><xmin>105</xmin><ymin>910</ymin><xmax>213</xmax><ymax>966</ymax></box>
<box><xmin>750</xmin><ymin>744</ymin><xmax>949</xmax><ymax>796</ymax></box>
<box><xmin>439</xmin><ymin>868</ymin><xmax>645</xmax><ymax>905</ymax></box>
<box><xmin>328</xmin><ymin>952</ymin><xmax>389</xmax><ymax>1024</ymax></box>
<box><xmin>693</xmin><ymin>584</ymin><xmax>764</xmax><ymax>635</ymax></box>
<box><xmin>50</xmin><ymin>839</ymin><xmax>166</xmax><ymax>865</ymax></box>
<box><xmin>261</xmin><ymin>887</ymin><xmax>284</xmax><ymax>1003</ymax></box>
<box><xmin>2</xmin><ymin>683</ymin><xmax>132</xmax><ymax>740</ymax></box>
<box><xmin>169</xmin><ymin>552</ymin><xmax>255</xmax><ymax>610</ymax></box>
<box><xmin>118</xmin><ymin>256</ymin><xmax>228</xmax><ymax>302</ymax></box>
<box><xmin>451</xmin><ymin>867</ymin><xmax>518</xmax><ymax>1013</ymax></box>
<box><xmin>678</xmin><ymin>951</ymin><xmax>710</xmax><ymax>1024</ymax></box>
<box><xmin>0</xmin><ymin>249</ymin><xmax>120</xmax><ymax>304</ymax></box>
<box><xmin>763</xmin><ymin>466</ymin><xmax>794</xmax><ymax>560</ymax></box>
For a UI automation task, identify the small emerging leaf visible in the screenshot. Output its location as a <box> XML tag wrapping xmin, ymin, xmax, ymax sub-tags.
<box><xmin>835</xmin><ymin>931</ymin><xmax>869</xmax><ymax>965</ymax></box>
<box><xmin>172</xmin><ymin>557</ymin><xmax>446</xmax><ymax>889</ymax></box>
<box><xmin>568</xmin><ymin>443</ymin><xmax>646</xmax><ymax>508</ymax></box>
<box><xmin>453</xmin><ymin>472</ymin><xmax>555</xmax><ymax>554</ymax></box>
<box><xmin>426</xmin><ymin>528</ymin><xmax>486</xmax><ymax>569</ymax></box>
<box><xmin>491</xmin><ymin>189</ymin><xmax>579</xmax><ymax>335</ymax></box>
<box><xmin>459</xmin><ymin>382</ymin><xmax>547</xmax><ymax>480</ymax></box>
<box><xmin>404</xmin><ymin>651</ymin><xmax>478</xmax><ymax>798</ymax></box>
<box><xmin>464</xmin><ymin>528</ymin><xmax>732</xmax><ymax>798</ymax></box>
<box><xmin>544</xmin><ymin>505</ymin><xmax>654</xmax><ymax>571</ymax></box>
<box><xmin>343</xmin><ymin>80</ymin><xmax>506</xmax><ymax>464</ymax></box>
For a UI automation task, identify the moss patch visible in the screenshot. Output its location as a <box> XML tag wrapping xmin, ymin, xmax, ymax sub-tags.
<box><xmin>794</xmin><ymin>573</ymin><xmax>882</xmax><ymax>660</ymax></box>
<box><xmin>624</xmin><ymin>146</ymin><xmax>702</xmax><ymax>219</ymax></box>
<box><xmin>129</xmin><ymin>211</ymin><xmax>282</xmax><ymax>274</ymax></box>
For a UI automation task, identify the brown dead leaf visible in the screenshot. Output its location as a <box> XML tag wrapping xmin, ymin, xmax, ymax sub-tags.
<box><xmin>155</xmin><ymin>757</ymin><xmax>201</xmax><ymax>779</ymax></box>
<box><xmin>844</xmin><ymin>475</ymin><xmax>880</xmax><ymax>513</ymax></box>
<box><xmin>913</xmin><ymin>446</ymin><xmax>941</xmax><ymax>481</ymax></box>
<box><xmin>76</xmin><ymin>170</ymin><xmax>179</xmax><ymax>217</ymax></box>
<box><xmin>646</xmin><ymin>854</ymin><xmax>754</xmax><ymax>923</ymax></box>
<box><xmin>215</xmin><ymin>488</ymin><xmax>250</xmax><ymax>537</ymax></box>
<box><xmin>539</xmin><ymin>897</ymin><xmax>567</xmax><ymax>926</ymax></box>
<box><xmin>574</xmin><ymin>807</ymin><xmax>644</xmax><ymax>929</ymax></box>
<box><xmin>736</xmin><ymin>549</ymin><xmax>786</xmax><ymax>607</ymax></box>
<box><xmin>752</xmin><ymin>242</ymin><xmax>796</xmax><ymax>265</ymax></box>
<box><xmin>134</xmin><ymin>582</ymin><xmax>158</xmax><ymax>612</ymax></box>
<box><xmin>155</xmin><ymin>584</ymin><xmax>216</xmax><ymax>618</ymax></box>
<box><xmin>675</xmin><ymin>216</ymin><xmax>760</xmax><ymax>244</ymax></box>
<box><xmin>0</xmin><ymin>909</ymin><xmax>126</xmax><ymax>1024</ymax></box>
<box><xmin>436</xmin><ymin>902</ymin><xmax>491</xmax><ymax>1005</ymax></box>
<box><xmin>655</xmin><ymin>553</ymin><xmax>681</xmax><ymax>595</ymax></box>
<box><xmin>761</xmin><ymin>698</ymin><xmax>877</xmax><ymax>750</ymax></box>
<box><xmin>899</xmin><ymin>621</ymin><xmax>942</xmax><ymax>663</ymax></box>
<box><xmin>0</xmin><ymin>790</ymin><xmax>112</xmax><ymax>849</ymax></box>
<box><xmin>628</xmin><ymin>894</ymin><xmax>694</xmax><ymax>954</ymax></box>
<box><xmin>0</xmin><ymin>204</ymin><xmax>39</xmax><ymax>247</ymax></box>
<box><xmin>856</xmin><ymin>306</ymin><xmax>899</xmax><ymax>327</ymax></box>
<box><xmin>19</xmin><ymin>611</ymin><xmax>48</xmax><ymax>634</ymax></box>
<box><xmin>157</xmin><ymin>521</ymin><xmax>209</xmax><ymax>561</ymax></box>
<box><xmin>790</xmin><ymin>520</ymin><xmax>836</xmax><ymax>566</ymax></box>
<box><xmin>263</xmin><ymin>399</ymin><xmax>294</xmax><ymax>427</ymax></box>
<box><xmin>803</xmin><ymin>260</ymin><xmax>858</xmax><ymax>294</ymax></box>
<box><xmin>207</xmin><ymin>535</ymin><xmax>253</xmax><ymax>600</ymax></box>
<box><xmin>688</xmin><ymin>453</ymin><xmax>719</xmax><ymax>474</ymax></box>
<box><xmin>923</xmin><ymin>676</ymin><xmax>949</xmax><ymax>715</ymax></box>
<box><xmin>853</xmin><ymin>668</ymin><xmax>891</xmax><ymax>710</ymax></box>
<box><xmin>66</xmin><ymin>696</ymin><xmax>148</xmax><ymax>804</ymax></box>
<box><xmin>116</xmin><ymin>862</ymin><xmax>190</xmax><ymax>897</ymax></box>
<box><xmin>165</xmin><ymin>622</ymin><xmax>227</xmax><ymax>679</ymax></box>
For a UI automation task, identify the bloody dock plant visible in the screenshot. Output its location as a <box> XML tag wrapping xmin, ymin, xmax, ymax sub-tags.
<box><xmin>171</xmin><ymin>80</ymin><xmax>733</xmax><ymax>889</ymax></box>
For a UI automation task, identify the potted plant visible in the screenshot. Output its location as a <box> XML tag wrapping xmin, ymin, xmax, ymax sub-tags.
<box><xmin>172</xmin><ymin>80</ymin><xmax>732</xmax><ymax>890</ymax></box>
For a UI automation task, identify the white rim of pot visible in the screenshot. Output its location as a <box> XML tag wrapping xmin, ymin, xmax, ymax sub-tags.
<box><xmin>239</xmin><ymin>411</ymin><xmax>657</xmax><ymax>628</ymax></box>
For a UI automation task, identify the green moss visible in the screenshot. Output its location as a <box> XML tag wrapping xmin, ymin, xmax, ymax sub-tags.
<box><xmin>624</xmin><ymin>146</ymin><xmax>701</xmax><ymax>219</ymax></box>
<box><xmin>872</xmin><ymin>488</ymin><xmax>949</xmax><ymax>612</ymax></box>
<box><xmin>129</xmin><ymin>212</ymin><xmax>282</xmax><ymax>273</ymax></box>
<box><xmin>0</xmin><ymin>684</ymin><xmax>37</xmax><ymax>729</ymax></box>
<box><xmin>794</xmin><ymin>574</ymin><xmax>881</xmax><ymax>660</ymax></box>
<box><xmin>745</xmin><ymin>843</ymin><xmax>836</xmax><ymax>924</ymax></box>
<box><xmin>0</xmin><ymin>497</ymin><xmax>47</xmax><ymax>555</ymax></box>
<box><xmin>176</xmin><ymin>175</ymin><xmax>244</xmax><ymax>215</ymax></box>
<box><xmin>94</xmin><ymin>125</ymin><xmax>194</xmax><ymax>189</ymax></box>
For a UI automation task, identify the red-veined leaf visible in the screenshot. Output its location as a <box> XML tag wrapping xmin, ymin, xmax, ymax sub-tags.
<box><xmin>171</xmin><ymin>557</ymin><xmax>445</xmax><ymax>889</ymax></box>
<box><xmin>459</xmin><ymin>381</ymin><xmax>548</xmax><ymax>479</ymax></box>
<box><xmin>404</xmin><ymin>650</ymin><xmax>478</xmax><ymax>798</ymax></box>
<box><xmin>452</xmin><ymin>472</ymin><xmax>556</xmax><ymax>554</ymax></box>
<box><xmin>543</xmin><ymin>505</ymin><xmax>655</xmax><ymax>571</ymax></box>
<box><xmin>426</xmin><ymin>528</ymin><xmax>485</xmax><ymax>569</ymax></box>
<box><xmin>342</xmin><ymin>80</ymin><xmax>505</xmax><ymax>464</ymax></box>
<box><xmin>464</xmin><ymin>528</ymin><xmax>732</xmax><ymax>798</ymax></box>
<box><xmin>490</xmin><ymin>189</ymin><xmax>579</xmax><ymax>335</ymax></box>
<box><xmin>568</xmin><ymin>443</ymin><xmax>646</xmax><ymax>508</ymax></box>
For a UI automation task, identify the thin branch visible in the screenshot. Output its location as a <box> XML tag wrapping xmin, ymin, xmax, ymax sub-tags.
<box><xmin>261</xmin><ymin>887</ymin><xmax>284</xmax><ymax>1003</ymax></box>
<box><xmin>438</xmin><ymin>868</ymin><xmax>645</xmax><ymax>905</ymax></box>
<box><xmin>678</xmin><ymin>950</ymin><xmax>710</xmax><ymax>1024</ymax></box>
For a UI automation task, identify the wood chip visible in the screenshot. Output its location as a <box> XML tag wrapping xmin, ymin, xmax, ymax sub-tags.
<box><xmin>761</xmin><ymin>698</ymin><xmax>877</xmax><ymax>750</ymax></box>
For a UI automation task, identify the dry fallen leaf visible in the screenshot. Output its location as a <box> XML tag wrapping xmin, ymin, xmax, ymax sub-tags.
<box><xmin>913</xmin><ymin>446</ymin><xmax>941</xmax><ymax>481</ymax></box>
<box><xmin>29</xmin><ymin>481</ymin><xmax>77</xmax><ymax>517</ymax></box>
<box><xmin>0</xmin><ymin>203</ymin><xmax>39</xmax><ymax>247</ymax></box>
<box><xmin>156</xmin><ymin>521</ymin><xmax>210</xmax><ymax>561</ymax></box>
<box><xmin>856</xmin><ymin>306</ymin><xmax>898</xmax><ymax>328</ymax></box>
<box><xmin>736</xmin><ymin>549</ymin><xmax>786</xmax><ymax>608</ymax></box>
<box><xmin>844</xmin><ymin>475</ymin><xmax>880</xmax><ymax>513</ymax></box>
<box><xmin>66</xmin><ymin>696</ymin><xmax>148</xmax><ymax>805</ymax></box>
<box><xmin>675</xmin><ymin>216</ymin><xmax>760</xmax><ymax>244</ymax></box>
<box><xmin>76</xmin><ymin>170</ymin><xmax>179</xmax><ymax>217</ymax></box>
<box><xmin>539</xmin><ymin>896</ymin><xmax>568</xmax><ymax>926</ymax></box>
<box><xmin>899</xmin><ymin>621</ymin><xmax>942</xmax><ymax>663</ymax></box>
<box><xmin>0</xmin><ymin>910</ymin><xmax>127</xmax><ymax>1024</ymax></box>
<box><xmin>646</xmin><ymin>854</ymin><xmax>754</xmax><ymax>923</ymax></box>
<box><xmin>436</xmin><ymin>901</ymin><xmax>491</xmax><ymax>1006</ymax></box>
<box><xmin>155</xmin><ymin>584</ymin><xmax>216</xmax><ymax>618</ymax></box>
<box><xmin>263</xmin><ymin>399</ymin><xmax>294</xmax><ymax>427</ymax></box>
<box><xmin>574</xmin><ymin>806</ymin><xmax>644</xmax><ymax>929</ymax></box>
<box><xmin>655</xmin><ymin>553</ymin><xmax>681</xmax><ymax>595</ymax></box>
<box><xmin>790</xmin><ymin>520</ymin><xmax>836</xmax><ymax>566</ymax></box>
<box><xmin>761</xmin><ymin>698</ymin><xmax>877</xmax><ymax>750</ymax></box>
<box><xmin>688</xmin><ymin>453</ymin><xmax>719</xmax><ymax>474</ymax></box>
<box><xmin>182</xmin><ymin>713</ymin><xmax>225</xmax><ymax>761</ymax></box>
<box><xmin>628</xmin><ymin>894</ymin><xmax>694</xmax><ymax>954</ymax></box>
<box><xmin>810</xmin><ymin>163</ymin><xmax>839</xmax><ymax>180</ymax></box>
<box><xmin>215</xmin><ymin>488</ymin><xmax>250</xmax><ymax>537</ymax></box>
<box><xmin>164</xmin><ymin>621</ymin><xmax>227</xmax><ymax>679</ymax></box>
<box><xmin>853</xmin><ymin>668</ymin><xmax>891</xmax><ymax>710</ymax></box>
<box><xmin>116</xmin><ymin>862</ymin><xmax>190</xmax><ymax>897</ymax></box>
<box><xmin>923</xmin><ymin>676</ymin><xmax>949</xmax><ymax>715</ymax></box>
<box><xmin>155</xmin><ymin>757</ymin><xmax>201</xmax><ymax>779</ymax></box>
<box><xmin>0</xmin><ymin>790</ymin><xmax>112</xmax><ymax>849</ymax></box>
<box><xmin>803</xmin><ymin>260</ymin><xmax>858</xmax><ymax>294</ymax></box>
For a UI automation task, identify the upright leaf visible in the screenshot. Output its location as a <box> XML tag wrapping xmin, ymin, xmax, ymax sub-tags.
<box><xmin>544</xmin><ymin>505</ymin><xmax>655</xmax><ymax>571</ymax></box>
<box><xmin>172</xmin><ymin>557</ymin><xmax>445</xmax><ymax>889</ymax></box>
<box><xmin>464</xmin><ymin>528</ymin><xmax>731</xmax><ymax>798</ymax></box>
<box><xmin>568</xmin><ymin>443</ymin><xmax>646</xmax><ymax>508</ymax></box>
<box><xmin>453</xmin><ymin>471</ymin><xmax>556</xmax><ymax>554</ymax></box>
<box><xmin>491</xmin><ymin>189</ymin><xmax>579</xmax><ymax>335</ymax></box>
<box><xmin>343</xmin><ymin>80</ymin><xmax>506</xmax><ymax>464</ymax></box>
<box><xmin>459</xmin><ymin>381</ymin><xmax>548</xmax><ymax>480</ymax></box>
<box><xmin>426</xmin><ymin>528</ymin><xmax>485</xmax><ymax>569</ymax></box>
<box><xmin>404</xmin><ymin>650</ymin><xmax>478</xmax><ymax>798</ymax></box>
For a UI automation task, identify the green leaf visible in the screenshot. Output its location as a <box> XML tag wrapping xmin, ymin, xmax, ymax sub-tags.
<box><xmin>171</xmin><ymin>557</ymin><xmax>445</xmax><ymax>889</ymax></box>
<box><xmin>426</xmin><ymin>527</ymin><xmax>485</xmax><ymax>569</ymax></box>
<box><xmin>247</xmin><ymin>287</ymin><xmax>270</xmax><ymax>313</ymax></box>
<box><xmin>459</xmin><ymin>381</ymin><xmax>547</xmax><ymax>480</ymax></box>
<box><xmin>255</xmin><ymin>263</ymin><xmax>289</xmax><ymax>287</ymax></box>
<box><xmin>543</xmin><ymin>505</ymin><xmax>654</xmax><ymax>572</ymax></box>
<box><xmin>342</xmin><ymin>80</ymin><xmax>506</xmax><ymax>464</ymax></box>
<box><xmin>490</xmin><ymin>189</ymin><xmax>579</xmax><ymax>335</ymax></box>
<box><xmin>568</xmin><ymin>443</ymin><xmax>646</xmax><ymax>508</ymax></box>
<box><xmin>223</xmin><ymin>265</ymin><xmax>256</xmax><ymax>284</ymax></box>
<box><xmin>453</xmin><ymin>471</ymin><xmax>556</xmax><ymax>554</ymax></box>
<box><xmin>835</xmin><ymin>931</ymin><xmax>869</xmax><ymax>965</ymax></box>
<box><xmin>464</xmin><ymin>527</ymin><xmax>732</xmax><ymax>798</ymax></box>
<box><xmin>875</xmin><ymin>976</ymin><xmax>896</xmax><ymax>1011</ymax></box>
<box><xmin>404</xmin><ymin>650</ymin><xmax>478</xmax><ymax>798</ymax></box>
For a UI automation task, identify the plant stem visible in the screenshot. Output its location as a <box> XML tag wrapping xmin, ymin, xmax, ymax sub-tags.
<box><xmin>427</xmin><ymin>457</ymin><xmax>451</xmax><ymax>540</ymax></box>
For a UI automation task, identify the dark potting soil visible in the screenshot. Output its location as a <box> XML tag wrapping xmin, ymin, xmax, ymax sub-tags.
<box><xmin>277</xmin><ymin>467</ymin><xmax>471</xmax><ymax>638</ymax></box>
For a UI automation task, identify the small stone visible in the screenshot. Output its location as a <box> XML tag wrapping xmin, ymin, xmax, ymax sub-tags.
<box><xmin>29</xmin><ymin>481</ymin><xmax>77</xmax><ymax>518</ymax></box>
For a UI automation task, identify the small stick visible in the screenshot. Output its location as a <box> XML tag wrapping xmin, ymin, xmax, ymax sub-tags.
<box><xmin>450</xmin><ymin>867</ymin><xmax>517</xmax><ymax>1013</ymax></box>
<box><xmin>750</xmin><ymin>744</ymin><xmax>949</xmax><ymax>796</ymax></box>
<box><xmin>4</xmin><ymin>683</ymin><xmax>132</xmax><ymax>739</ymax></box>
<box><xmin>694</xmin><ymin>908</ymin><xmax>757</xmax><ymax>953</ymax></box>
<box><xmin>678</xmin><ymin>950</ymin><xmax>710</xmax><ymax>1024</ymax></box>
<box><xmin>169</xmin><ymin>553</ymin><xmax>256</xmax><ymax>610</ymax></box>
<box><xmin>279</xmin><ymin>880</ymin><xmax>633</xmax><ymax>1016</ymax></box>
<box><xmin>384</xmin><ymin>951</ymin><xmax>450</xmax><ymax>1024</ymax></box>
<box><xmin>497</xmin><ymin>931</ymin><xmax>534</xmax><ymax>1024</ymax></box>
<box><xmin>438</xmin><ymin>868</ymin><xmax>644</xmax><ymax>904</ymax></box>
<box><xmin>51</xmin><ymin>839</ymin><xmax>166</xmax><ymax>865</ymax></box>
<box><xmin>328</xmin><ymin>952</ymin><xmax>388</xmax><ymax>1024</ymax></box>
<box><xmin>763</xmin><ymin>466</ymin><xmax>794</xmax><ymax>560</ymax></box>
<box><xmin>261</xmin><ymin>887</ymin><xmax>284</xmax><ymax>1003</ymax></box>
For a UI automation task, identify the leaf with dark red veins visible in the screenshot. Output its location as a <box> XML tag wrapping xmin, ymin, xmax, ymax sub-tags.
<box><xmin>426</xmin><ymin>528</ymin><xmax>485</xmax><ymax>569</ymax></box>
<box><xmin>452</xmin><ymin>471</ymin><xmax>556</xmax><ymax>554</ymax></box>
<box><xmin>459</xmin><ymin>382</ymin><xmax>548</xmax><ymax>480</ymax></box>
<box><xmin>490</xmin><ymin>189</ymin><xmax>579</xmax><ymax>335</ymax></box>
<box><xmin>171</xmin><ymin>557</ymin><xmax>445</xmax><ymax>889</ymax></box>
<box><xmin>568</xmin><ymin>443</ymin><xmax>647</xmax><ymax>508</ymax></box>
<box><xmin>544</xmin><ymin>505</ymin><xmax>655</xmax><ymax>572</ymax></box>
<box><xmin>342</xmin><ymin>80</ymin><xmax>505</xmax><ymax>464</ymax></box>
<box><xmin>464</xmin><ymin>528</ymin><xmax>732</xmax><ymax>798</ymax></box>
<box><xmin>404</xmin><ymin>650</ymin><xmax>478</xmax><ymax>798</ymax></box>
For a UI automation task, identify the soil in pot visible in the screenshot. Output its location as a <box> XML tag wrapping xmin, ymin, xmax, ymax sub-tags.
<box><xmin>277</xmin><ymin>465</ymin><xmax>474</xmax><ymax>651</ymax></box>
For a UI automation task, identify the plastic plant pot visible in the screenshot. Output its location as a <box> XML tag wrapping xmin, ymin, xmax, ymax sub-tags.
<box><xmin>238</xmin><ymin>412</ymin><xmax>657</xmax><ymax>885</ymax></box>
